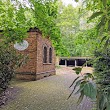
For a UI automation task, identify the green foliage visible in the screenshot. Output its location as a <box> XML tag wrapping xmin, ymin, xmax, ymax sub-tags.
<box><xmin>56</xmin><ymin>1</ymin><xmax>98</xmax><ymax>57</ymax></box>
<box><xmin>88</xmin><ymin>12</ymin><xmax>103</xmax><ymax>21</ymax></box>
<box><xmin>73</xmin><ymin>28</ymin><xmax>98</xmax><ymax>56</ymax></box>
<box><xmin>81</xmin><ymin>0</ymin><xmax>110</xmax><ymax>47</ymax></box>
<box><xmin>0</xmin><ymin>43</ymin><xmax>27</xmax><ymax>93</ymax></box>
<box><xmin>68</xmin><ymin>72</ymin><xmax>97</xmax><ymax>105</ymax></box>
<box><xmin>69</xmin><ymin>48</ymin><xmax>110</xmax><ymax>110</ymax></box>
<box><xmin>72</xmin><ymin>67</ymin><xmax>82</xmax><ymax>75</ymax></box>
<box><xmin>68</xmin><ymin>0</ymin><xmax>110</xmax><ymax>110</ymax></box>
<box><xmin>0</xmin><ymin>0</ymin><xmax>66</xmax><ymax>55</ymax></box>
<box><xmin>93</xmin><ymin>48</ymin><xmax>110</xmax><ymax>110</ymax></box>
<box><xmin>0</xmin><ymin>0</ymin><xmax>29</xmax><ymax>42</ymax></box>
<box><xmin>29</xmin><ymin>0</ymin><xmax>58</xmax><ymax>36</ymax></box>
<box><xmin>56</xmin><ymin>2</ymin><xmax>81</xmax><ymax>56</ymax></box>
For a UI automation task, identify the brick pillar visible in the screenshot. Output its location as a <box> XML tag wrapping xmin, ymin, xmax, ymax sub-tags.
<box><xmin>16</xmin><ymin>31</ymin><xmax>37</xmax><ymax>80</ymax></box>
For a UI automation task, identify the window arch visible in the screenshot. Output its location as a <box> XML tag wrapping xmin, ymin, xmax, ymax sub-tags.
<box><xmin>43</xmin><ymin>46</ymin><xmax>47</xmax><ymax>63</ymax></box>
<box><xmin>49</xmin><ymin>47</ymin><xmax>52</xmax><ymax>63</ymax></box>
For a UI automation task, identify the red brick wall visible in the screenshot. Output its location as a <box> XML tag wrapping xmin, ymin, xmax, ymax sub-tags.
<box><xmin>36</xmin><ymin>33</ymin><xmax>55</xmax><ymax>72</ymax></box>
<box><xmin>16</xmin><ymin>32</ymin><xmax>37</xmax><ymax>74</ymax></box>
<box><xmin>16</xmin><ymin>28</ymin><xmax>56</xmax><ymax>80</ymax></box>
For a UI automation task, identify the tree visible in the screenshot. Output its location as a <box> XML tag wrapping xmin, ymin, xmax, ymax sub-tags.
<box><xmin>78</xmin><ymin>0</ymin><xmax>110</xmax><ymax>45</ymax></box>
<box><xmin>56</xmin><ymin>2</ymin><xmax>79</xmax><ymax>56</ymax></box>
<box><xmin>69</xmin><ymin>1</ymin><xmax>110</xmax><ymax>110</ymax></box>
<box><xmin>56</xmin><ymin>1</ymin><xmax>97</xmax><ymax>57</ymax></box>
<box><xmin>0</xmin><ymin>0</ymin><xmax>66</xmax><ymax>55</ymax></box>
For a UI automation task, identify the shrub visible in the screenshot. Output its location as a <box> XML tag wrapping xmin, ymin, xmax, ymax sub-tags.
<box><xmin>93</xmin><ymin>48</ymin><xmax>110</xmax><ymax>110</ymax></box>
<box><xmin>0</xmin><ymin>43</ymin><xmax>27</xmax><ymax>93</ymax></box>
<box><xmin>69</xmin><ymin>48</ymin><xmax>110</xmax><ymax>110</ymax></box>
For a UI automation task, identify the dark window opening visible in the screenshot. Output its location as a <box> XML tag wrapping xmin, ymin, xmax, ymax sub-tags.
<box><xmin>59</xmin><ymin>59</ymin><xmax>65</xmax><ymax>65</ymax></box>
<box><xmin>67</xmin><ymin>60</ymin><xmax>75</xmax><ymax>66</ymax></box>
<box><xmin>49</xmin><ymin>48</ymin><xmax>52</xmax><ymax>63</ymax></box>
<box><xmin>43</xmin><ymin>46</ymin><xmax>47</xmax><ymax>63</ymax></box>
<box><xmin>77</xmin><ymin>59</ymin><xmax>86</xmax><ymax>66</ymax></box>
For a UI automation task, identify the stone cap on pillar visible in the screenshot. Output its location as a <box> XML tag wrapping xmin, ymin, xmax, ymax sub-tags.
<box><xmin>27</xmin><ymin>27</ymin><xmax>42</xmax><ymax>34</ymax></box>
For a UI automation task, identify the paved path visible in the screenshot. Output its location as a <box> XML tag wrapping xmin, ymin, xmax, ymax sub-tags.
<box><xmin>0</xmin><ymin>67</ymin><xmax>93</xmax><ymax>110</ymax></box>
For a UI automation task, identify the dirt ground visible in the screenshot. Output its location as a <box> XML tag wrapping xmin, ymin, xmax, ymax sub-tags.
<box><xmin>0</xmin><ymin>66</ymin><xmax>94</xmax><ymax>110</ymax></box>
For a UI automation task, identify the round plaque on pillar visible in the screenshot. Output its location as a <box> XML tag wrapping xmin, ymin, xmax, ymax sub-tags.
<box><xmin>14</xmin><ymin>40</ymin><xmax>29</xmax><ymax>51</ymax></box>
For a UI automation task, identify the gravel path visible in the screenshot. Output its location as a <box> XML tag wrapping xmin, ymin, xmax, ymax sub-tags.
<box><xmin>0</xmin><ymin>67</ymin><xmax>93</xmax><ymax>110</ymax></box>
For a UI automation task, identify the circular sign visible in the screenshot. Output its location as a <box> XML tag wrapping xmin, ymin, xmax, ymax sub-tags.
<box><xmin>14</xmin><ymin>40</ymin><xmax>29</xmax><ymax>51</ymax></box>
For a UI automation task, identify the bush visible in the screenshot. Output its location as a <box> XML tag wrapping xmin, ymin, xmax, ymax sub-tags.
<box><xmin>69</xmin><ymin>48</ymin><xmax>110</xmax><ymax>110</ymax></box>
<box><xmin>93</xmin><ymin>48</ymin><xmax>110</xmax><ymax>110</ymax></box>
<box><xmin>0</xmin><ymin>43</ymin><xmax>27</xmax><ymax>93</ymax></box>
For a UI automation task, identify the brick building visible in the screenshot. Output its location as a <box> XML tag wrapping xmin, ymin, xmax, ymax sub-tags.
<box><xmin>16</xmin><ymin>28</ymin><xmax>56</xmax><ymax>80</ymax></box>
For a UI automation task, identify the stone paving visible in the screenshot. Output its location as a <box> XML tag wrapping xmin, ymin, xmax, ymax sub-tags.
<box><xmin>0</xmin><ymin>67</ymin><xmax>93</xmax><ymax>110</ymax></box>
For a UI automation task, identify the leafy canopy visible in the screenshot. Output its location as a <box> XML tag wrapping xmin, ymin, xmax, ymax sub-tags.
<box><xmin>56</xmin><ymin>1</ymin><xmax>98</xmax><ymax>56</ymax></box>
<box><xmin>0</xmin><ymin>0</ymin><xmax>65</xmax><ymax>55</ymax></box>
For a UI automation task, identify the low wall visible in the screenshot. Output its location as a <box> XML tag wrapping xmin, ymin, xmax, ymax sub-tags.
<box><xmin>36</xmin><ymin>70</ymin><xmax>56</xmax><ymax>80</ymax></box>
<box><xmin>16</xmin><ymin>72</ymin><xmax>36</xmax><ymax>81</ymax></box>
<box><xmin>16</xmin><ymin>70</ymin><xmax>56</xmax><ymax>81</ymax></box>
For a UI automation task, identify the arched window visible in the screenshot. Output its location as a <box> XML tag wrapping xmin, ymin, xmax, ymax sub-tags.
<box><xmin>43</xmin><ymin>46</ymin><xmax>47</xmax><ymax>63</ymax></box>
<box><xmin>49</xmin><ymin>47</ymin><xmax>52</xmax><ymax>63</ymax></box>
